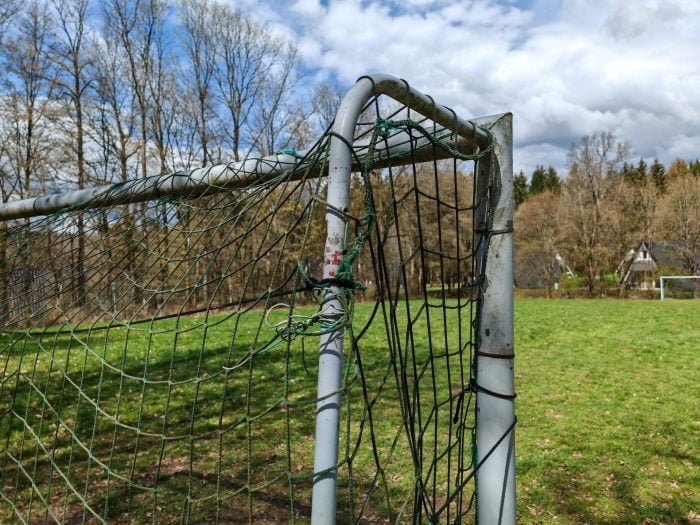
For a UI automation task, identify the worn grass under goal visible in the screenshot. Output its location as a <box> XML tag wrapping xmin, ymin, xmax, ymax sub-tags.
<box><xmin>2</xmin><ymin>298</ymin><xmax>697</xmax><ymax>523</ymax></box>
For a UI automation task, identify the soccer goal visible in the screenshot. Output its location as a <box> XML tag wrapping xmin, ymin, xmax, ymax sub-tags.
<box><xmin>660</xmin><ymin>275</ymin><xmax>700</xmax><ymax>300</ymax></box>
<box><xmin>0</xmin><ymin>74</ymin><xmax>514</xmax><ymax>524</ymax></box>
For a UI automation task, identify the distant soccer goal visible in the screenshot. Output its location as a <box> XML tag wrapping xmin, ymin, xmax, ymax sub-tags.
<box><xmin>0</xmin><ymin>74</ymin><xmax>514</xmax><ymax>523</ymax></box>
<box><xmin>660</xmin><ymin>275</ymin><xmax>700</xmax><ymax>300</ymax></box>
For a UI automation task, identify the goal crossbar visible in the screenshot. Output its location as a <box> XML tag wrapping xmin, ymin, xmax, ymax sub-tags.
<box><xmin>0</xmin><ymin>77</ymin><xmax>489</xmax><ymax>222</ymax></box>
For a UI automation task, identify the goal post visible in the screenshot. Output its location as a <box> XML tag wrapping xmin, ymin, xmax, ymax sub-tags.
<box><xmin>472</xmin><ymin>113</ymin><xmax>516</xmax><ymax>524</ymax></box>
<box><xmin>660</xmin><ymin>275</ymin><xmax>700</xmax><ymax>300</ymax></box>
<box><xmin>0</xmin><ymin>73</ymin><xmax>515</xmax><ymax>524</ymax></box>
<box><xmin>316</xmin><ymin>75</ymin><xmax>515</xmax><ymax>524</ymax></box>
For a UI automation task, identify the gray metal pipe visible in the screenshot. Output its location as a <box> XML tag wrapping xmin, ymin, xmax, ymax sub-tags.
<box><xmin>310</xmin><ymin>74</ymin><xmax>501</xmax><ymax>524</ymax></box>
<box><xmin>473</xmin><ymin>113</ymin><xmax>516</xmax><ymax>525</ymax></box>
<box><xmin>310</xmin><ymin>73</ymin><xmax>375</xmax><ymax>525</ymax></box>
<box><xmin>0</xmin><ymin>124</ymin><xmax>478</xmax><ymax>222</ymax></box>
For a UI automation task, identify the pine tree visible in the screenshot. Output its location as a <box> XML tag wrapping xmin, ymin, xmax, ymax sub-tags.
<box><xmin>636</xmin><ymin>158</ymin><xmax>648</xmax><ymax>184</ymax></box>
<box><xmin>689</xmin><ymin>159</ymin><xmax>700</xmax><ymax>177</ymax></box>
<box><xmin>529</xmin><ymin>165</ymin><xmax>547</xmax><ymax>195</ymax></box>
<box><xmin>621</xmin><ymin>161</ymin><xmax>633</xmax><ymax>181</ymax></box>
<box><xmin>621</xmin><ymin>158</ymin><xmax>647</xmax><ymax>185</ymax></box>
<box><xmin>545</xmin><ymin>166</ymin><xmax>561</xmax><ymax>193</ymax></box>
<box><xmin>530</xmin><ymin>165</ymin><xmax>560</xmax><ymax>195</ymax></box>
<box><xmin>649</xmin><ymin>159</ymin><xmax>666</xmax><ymax>191</ymax></box>
<box><xmin>514</xmin><ymin>170</ymin><xmax>528</xmax><ymax>207</ymax></box>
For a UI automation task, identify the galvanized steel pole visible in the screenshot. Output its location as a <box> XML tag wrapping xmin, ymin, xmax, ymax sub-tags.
<box><xmin>661</xmin><ymin>276</ymin><xmax>665</xmax><ymax>300</ymax></box>
<box><xmin>310</xmin><ymin>77</ymin><xmax>372</xmax><ymax>525</ymax></box>
<box><xmin>310</xmin><ymin>74</ymin><xmax>503</xmax><ymax>524</ymax></box>
<box><xmin>0</xmin><ymin>134</ymin><xmax>477</xmax><ymax>222</ymax></box>
<box><xmin>474</xmin><ymin>113</ymin><xmax>516</xmax><ymax>524</ymax></box>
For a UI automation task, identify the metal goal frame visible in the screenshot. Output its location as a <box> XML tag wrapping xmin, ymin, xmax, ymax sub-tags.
<box><xmin>0</xmin><ymin>74</ymin><xmax>515</xmax><ymax>524</ymax></box>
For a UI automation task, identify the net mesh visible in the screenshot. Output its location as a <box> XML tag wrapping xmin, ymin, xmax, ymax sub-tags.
<box><xmin>0</xmin><ymin>93</ymin><xmax>496</xmax><ymax>523</ymax></box>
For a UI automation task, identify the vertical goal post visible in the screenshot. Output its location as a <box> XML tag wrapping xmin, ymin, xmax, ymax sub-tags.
<box><xmin>0</xmin><ymin>74</ymin><xmax>515</xmax><ymax>523</ymax></box>
<box><xmin>315</xmin><ymin>75</ymin><xmax>515</xmax><ymax>524</ymax></box>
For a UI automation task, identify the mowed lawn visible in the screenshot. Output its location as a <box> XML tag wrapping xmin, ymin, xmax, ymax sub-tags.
<box><xmin>515</xmin><ymin>299</ymin><xmax>699</xmax><ymax>524</ymax></box>
<box><xmin>1</xmin><ymin>298</ymin><xmax>698</xmax><ymax>522</ymax></box>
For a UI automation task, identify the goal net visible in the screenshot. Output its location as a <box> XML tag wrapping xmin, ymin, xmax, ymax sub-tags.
<box><xmin>0</xmin><ymin>75</ymin><xmax>514</xmax><ymax>523</ymax></box>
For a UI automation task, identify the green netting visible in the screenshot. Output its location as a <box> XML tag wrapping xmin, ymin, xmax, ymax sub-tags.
<box><xmin>0</xmin><ymin>94</ymin><xmax>496</xmax><ymax>523</ymax></box>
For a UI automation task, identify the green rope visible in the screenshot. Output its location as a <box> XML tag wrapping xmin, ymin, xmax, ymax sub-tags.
<box><xmin>335</xmin><ymin>117</ymin><xmax>492</xmax><ymax>288</ymax></box>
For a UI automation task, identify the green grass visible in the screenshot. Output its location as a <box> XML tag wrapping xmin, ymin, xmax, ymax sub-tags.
<box><xmin>1</xmin><ymin>300</ymin><xmax>476</xmax><ymax>523</ymax></box>
<box><xmin>1</xmin><ymin>298</ymin><xmax>698</xmax><ymax>523</ymax></box>
<box><xmin>515</xmin><ymin>299</ymin><xmax>699</xmax><ymax>523</ymax></box>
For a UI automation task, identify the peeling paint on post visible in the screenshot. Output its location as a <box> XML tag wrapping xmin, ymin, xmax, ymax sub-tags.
<box><xmin>310</xmin><ymin>80</ymin><xmax>366</xmax><ymax>525</ymax></box>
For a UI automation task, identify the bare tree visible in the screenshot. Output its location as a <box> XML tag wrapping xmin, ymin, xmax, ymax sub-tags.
<box><xmin>1</xmin><ymin>1</ymin><xmax>57</xmax><ymax>320</ymax></box>
<box><xmin>51</xmin><ymin>0</ymin><xmax>92</xmax><ymax>187</ymax></box>
<box><xmin>560</xmin><ymin>132</ymin><xmax>629</xmax><ymax>294</ymax></box>
<box><xmin>106</xmin><ymin>0</ymin><xmax>166</xmax><ymax>179</ymax></box>
<box><xmin>251</xmin><ymin>43</ymin><xmax>309</xmax><ymax>155</ymax></box>
<box><xmin>210</xmin><ymin>3</ymin><xmax>303</xmax><ymax>160</ymax></box>
<box><xmin>515</xmin><ymin>191</ymin><xmax>563</xmax><ymax>294</ymax></box>
<box><xmin>657</xmin><ymin>175</ymin><xmax>700</xmax><ymax>277</ymax></box>
<box><xmin>0</xmin><ymin>0</ymin><xmax>21</xmax><ymax>45</ymax></box>
<box><xmin>312</xmin><ymin>79</ymin><xmax>344</xmax><ymax>131</ymax></box>
<box><xmin>167</xmin><ymin>89</ymin><xmax>200</xmax><ymax>170</ymax></box>
<box><xmin>3</xmin><ymin>1</ymin><xmax>57</xmax><ymax>200</ymax></box>
<box><xmin>91</xmin><ymin>22</ymin><xmax>139</xmax><ymax>184</ymax></box>
<box><xmin>179</xmin><ymin>0</ymin><xmax>217</xmax><ymax>165</ymax></box>
<box><xmin>147</xmin><ymin>18</ymin><xmax>177</xmax><ymax>177</ymax></box>
<box><xmin>50</xmin><ymin>0</ymin><xmax>95</xmax><ymax>303</ymax></box>
<box><xmin>605</xmin><ymin>174</ymin><xmax>660</xmax><ymax>294</ymax></box>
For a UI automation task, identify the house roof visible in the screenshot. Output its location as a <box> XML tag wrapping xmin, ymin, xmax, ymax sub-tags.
<box><xmin>653</xmin><ymin>240</ymin><xmax>700</xmax><ymax>270</ymax></box>
<box><xmin>629</xmin><ymin>258</ymin><xmax>657</xmax><ymax>272</ymax></box>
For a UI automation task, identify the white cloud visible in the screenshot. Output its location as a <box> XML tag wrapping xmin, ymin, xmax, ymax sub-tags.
<box><xmin>247</xmin><ymin>0</ymin><xmax>700</xmax><ymax>177</ymax></box>
<box><xmin>290</xmin><ymin>0</ymin><xmax>325</xmax><ymax>18</ymax></box>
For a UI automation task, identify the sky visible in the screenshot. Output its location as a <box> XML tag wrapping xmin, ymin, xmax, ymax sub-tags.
<box><xmin>235</xmin><ymin>0</ymin><xmax>700</xmax><ymax>177</ymax></box>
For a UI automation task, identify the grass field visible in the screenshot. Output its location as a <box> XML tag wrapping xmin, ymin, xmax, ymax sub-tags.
<box><xmin>515</xmin><ymin>299</ymin><xmax>699</xmax><ymax>524</ymax></box>
<box><xmin>1</xmin><ymin>298</ymin><xmax>698</xmax><ymax>523</ymax></box>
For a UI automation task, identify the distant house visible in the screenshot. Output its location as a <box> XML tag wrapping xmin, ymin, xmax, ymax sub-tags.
<box><xmin>617</xmin><ymin>241</ymin><xmax>658</xmax><ymax>290</ymax></box>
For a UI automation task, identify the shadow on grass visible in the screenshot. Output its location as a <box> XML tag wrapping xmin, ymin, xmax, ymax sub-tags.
<box><xmin>531</xmin><ymin>452</ymin><xmax>696</xmax><ymax>524</ymax></box>
<box><xmin>0</xmin><ymin>328</ymin><xmax>422</xmax><ymax>523</ymax></box>
<box><xmin>1</xmin><ymin>298</ymin><xmax>477</xmax><ymax>523</ymax></box>
<box><xmin>1</xmin><ymin>440</ymin><xmax>407</xmax><ymax>524</ymax></box>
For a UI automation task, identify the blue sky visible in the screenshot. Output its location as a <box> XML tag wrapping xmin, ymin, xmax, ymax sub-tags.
<box><xmin>236</xmin><ymin>0</ymin><xmax>700</xmax><ymax>177</ymax></box>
